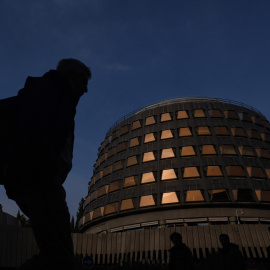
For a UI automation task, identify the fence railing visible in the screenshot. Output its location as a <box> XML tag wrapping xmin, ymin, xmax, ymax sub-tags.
<box><xmin>0</xmin><ymin>224</ymin><xmax>270</xmax><ymax>267</ymax></box>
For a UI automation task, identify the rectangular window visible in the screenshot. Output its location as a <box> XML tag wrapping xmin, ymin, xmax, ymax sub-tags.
<box><xmin>124</xmin><ymin>176</ymin><xmax>138</xmax><ymax>188</ymax></box>
<box><xmin>255</xmin><ymin>190</ymin><xmax>270</xmax><ymax>202</ymax></box>
<box><xmin>144</xmin><ymin>133</ymin><xmax>156</xmax><ymax>143</ymax></box>
<box><xmin>231</xmin><ymin>127</ymin><xmax>246</xmax><ymax>137</ymax></box>
<box><xmin>226</xmin><ymin>166</ymin><xmax>245</xmax><ymax>177</ymax></box>
<box><xmin>120</xmin><ymin>198</ymin><xmax>136</xmax><ymax>211</ymax></box>
<box><xmin>161</xmin><ymin>192</ymin><xmax>179</xmax><ymax>204</ymax></box>
<box><xmin>185</xmin><ymin>190</ymin><xmax>204</xmax><ymax>202</ymax></box>
<box><xmin>219</xmin><ymin>145</ymin><xmax>237</xmax><ymax>155</ymax></box>
<box><xmin>116</xmin><ymin>142</ymin><xmax>128</xmax><ymax>153</ymax></box>
<box><xmin>260</xmin><ymin>133</ymin><xmax>270</xmax><ymax>142</ymax></box>
<box><xmin>109</xmin><ymin>180</ymin><xmax>121</xmax><ymax>192</ymax></box>
<box><xmin>161</xmin><ymin>169</ymin><xmax>177</xmax><ymax>180</ymax></box>
<box><xmin>208</xmin><ymin>190</ymin><xmax>230</xmax><ymax>202</ymax></box>
<box><xmin>161</xmin><ymin>148</ymin><xmax>175</xmax><ymax>159</ymax></box>
<box><xmin>232</xmin><ymin>189</ymin><xmax>254</xmax><ymax>202</ymax></box>
<box><xmin>98</xmin><ymin>185</ymin><xmax>109</xmax><ymax>197</ymax></box>
<box><xmin>107</xmin><ymin>147</ymin><xmax>116</xmax><ymax>158</ymax></box>
<box><xmin>161</xmin><ymin>129</ymin><xmax>174</xmax><ymax>139</ymax></box>
<box><xmin>197</xmin><ymin>126</ymin><xmax>211</xmax><ymax>136</ymax></box>
<box><xmin>180</xmin><ymin>146</ymin><xmax>196</xmax><ymax>156</ymax></box>
<box><xmin>130</xmin><ymin>137</ymin><xmax>140</xmax><ymax>148</ymax></box>
<box><xmin>238</xmin><ymin>146</ymin><xmax>255</xmax><ymax>156</ymax></box>
<box><xmin>224</xmin><ymin>110</ymin><xmax>238</xmax><ymax>119</ymax></box>
<box><xmin>145</xmin><ymin>116</ymin><xmax>156</xmax><ymax>126</ymax></box>
<box><xmin>193</xmin><ymin>109</ymin><xmax>206</xmax><ymax>118</ymax></box>
<box><xmin>103</xmin><ymin>165</ymin><xmax>113</xmax><ymax>176</ymax></box>
<box><xmin>208</xmin><ymin>109</ymin><xmax>222</xmax><ymax>118</ymax></box>
<box><xmin>140</xmin><ymin>195</ymin><xmax>156</xmax><ymax>207</ymax></box>
<box><xmin>213</xmin><ymin>126</ymin><xmax>229</xmax><ymax>136</ymax></box>
<box><xmin>143</xmin><ymin>151</ymin><xmax>156</xmax><ymax>162</ymax></box>
<box><xmin>120</xmin><ymin>125</ymin><xmax>129</xmax><ymax>135</ymax></box>
<box><xmin>160</xmin><ymin>113</ymin><xmax>172</xmax><ymax>122</ymax></box>
<box><xmin>113</xmin><ymin>160</ymin><xmax>124</xmax><ymax>172</ymax></box>
<box><xmin>132</xmin><ymin>120</ymin><xmax>141</xmax><ymax>130</ymax></box>
<box><xmin>141</xmin><ymin>172</ymin><xmax>156</xmax><ymax>183</ymax></box>
<box><xmin>104</xmin><ymin>202</ymin><xmax>119</xmax><ymax>215</ymax></box>
<box><xmin>204</xmin><ymin>166</ymin><xmax>223</xmax><ymax>177</ymax></box>
<box><xmin>246</xmin><ymin>167</ymin><xmax>265</xmax><ymax>178</ymax></box>
<box><xmin>247</xmin><ymin>129</ymin><xmax>261</xmax><ymax>140</ymax></box>
<box><xmin>201</xmin><ymin>145</ymin><xmax>216</xmax><ymax>155</ymax></box>
<box><xmin>177</xmin><ymin>110</ymin><xmax>189</xmax><ymax>119</ymax></box>
<box><xmin>182</xmin><ymin>167</ymin><xmax>200</xmax><ymax>178</ymax></box>
<box><xmin>93</xmin><ymin>207</ymin><xmax>105</xmax><ymax>219</ymax></box>
<box><xmin>256</xmin><ymin>148</ymin><xmax>270</xmax><ymax>159</ymax></box>
<box><xmin>126</xmin><ymin>156</ymin><xmax>138</xmax><ymax>167</ymax></box>
<box><xmin>179</xmin><ymin>127</ymin><xmax>192</xmax><ymax>137</ymax></box>
<box><xmin>238</xmin><ymin>112</ymin><xmax>252</xmax><ymax>122</ymax></box>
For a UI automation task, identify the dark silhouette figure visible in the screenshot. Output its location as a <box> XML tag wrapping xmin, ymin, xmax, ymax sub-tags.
<box><xmin>168</xmin><ymin>232</ymin><xmax>194</xmax><ymax>270</ymax></box>
<box><xmin>216</xmin><ymin>234</ymin><xmax>245</xmax><ymax>270</ymax></box>
<box><xmin>3</xmin><ymin>59</ymin><xmax>91</xmax><ymax>270</ymax></box>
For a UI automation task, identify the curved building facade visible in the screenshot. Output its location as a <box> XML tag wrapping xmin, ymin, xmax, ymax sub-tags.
<box><xmin>80</xmin><ymin>97</ymin><xmax>270</xmax><ymax>233</ymax></box>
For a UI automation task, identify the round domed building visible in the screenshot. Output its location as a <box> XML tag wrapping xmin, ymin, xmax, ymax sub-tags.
<box><xmin>80</xmin><ymin>97</ymin><xmax>270</xmax><ymax>234</ymax></box>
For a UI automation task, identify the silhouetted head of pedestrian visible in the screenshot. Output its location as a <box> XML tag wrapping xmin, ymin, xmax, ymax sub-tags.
<box><xmin>170</xmin><ymin>232</ymin><xmax>182</xmax><ymax>246</ymax></box>
<box><xmin>57</xmin><ymin>58</ymin><xmax>91</xmax><ymax>98</ymax></box>
<box><xmin>219</xmin><ymin>234</ymin><xmax>230</xmax><ymax>248</ymax></box>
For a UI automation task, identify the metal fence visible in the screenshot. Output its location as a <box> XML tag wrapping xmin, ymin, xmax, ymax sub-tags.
<box><xmin>1</xmin><ymin>224</ymin><xmax>270</xmax><ymax>267</ymax></box>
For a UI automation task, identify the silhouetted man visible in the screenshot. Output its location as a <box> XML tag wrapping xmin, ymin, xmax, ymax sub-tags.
<box><xmin>3</xmin><ymin>59</ymin><xmax>91</xmax><ymax>270</ymax></box>
<box><xmin>217</xmin><ymin>234</ymin><xmax>245</xmax><ymax>270</ymax></box>
<box><xmin>169</xmin><ymin>232</ymin><xmax>194</xmax><ymax>270</ymax></box>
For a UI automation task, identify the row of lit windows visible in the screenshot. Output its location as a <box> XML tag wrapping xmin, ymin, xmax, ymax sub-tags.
<box><xmin>91</xmin><ymin>166</ymin><xmax>270</xmax><ymax>198</ymax></box>
<box><xmin>100</xmin><ymin>111</ymin><xmax>269</xmax><ymax>150</ymax></box>
<box><xmin>84</xmin><ymin>189</ymin><xmax>270</xmax><ymax>222</ymax></box>
<box><xmin>94</xmin><ymin>146</ymin><xmax>270</xmax><ymax>181</ymax></box>
<box><xmin>96</xmin><ymin>128</ymin><xmax>270</xmax><ymax>167</ymax></box>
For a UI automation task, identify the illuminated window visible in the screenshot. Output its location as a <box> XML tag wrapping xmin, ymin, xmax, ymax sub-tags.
<box><xmin>141</xmin><ymin>172</ymin><xmax>156</xmax><ymax>183</ymax></box>
<box><xmin>104</xmin><ymin>202</ymin><xmax>119</xmax><ymax>215</ymax></box>
<box><xmin>179</xmin><ymin>127</ymin><xmax>192</xmax><ymax>137</ymax></box>
<box><xmin>143</xmin><ymin>151</ymin><xmax>156</xmax><ymax>162</ymax></box>
<box><xmin>193</xmin><ymin>109</ymin><xmax>206</xmax><ymax>118</ymax></box>
<box><xmin>256</xmin><ymin>148</ymin><xmax>270</xmax><ymax>159</ymax></box>
<box><xmin>180</xmin><ymin>146</ymin><xmax>196</xmax><ymax>156</ymax></box>
<box><xmin>213</xmin><ymin>126</ymin><xmax>229</xmax><ymax>136</ymax></box>
<box><xmin>89</xmin><ymin>211</ymin><xmax>94</xmax><ymax>221</ymax></box>
<box><xmin>145</xmin><ymin>116</ymin><xmax>156</xmax><ymax>126</ymax></box>
<box><xmin>183</xmin><ymin>167</ymin><xmax>200</xmax><ymax>178</ymax></box>
<box><xmin>177</xmin><ymin>110</ymin><xmax>189</xmax><ymax>119</ymax></box>
<box><xmin>161</xmin><ymin>129</ymin><xmax>174</xmax><ymax>139</ymax></box>
<box><xmin>93</xmin><ymin>206</ymin><xmax>105</xmax><ymax>219</ymax></box>
<box><xmin>126</xmin><ymin>156</ymin><xmax>138</xmax><ymax>167</ymax></box>
<box><xmin>95</xmin><ymin>170</ymin><xmax>103</xmax><ymax>181</ymax></box>
<box><xmin>226</xmin><ymin>166</ymin><xmax>245</xmax><ymax>177</ymax></box>
<box><xmin>120</xmin><ymin>125</ymin><xmax>129</xmax><ymax>135</ymax></box>
<box><xmin>140</xmin><ymin>195</ymin><xmax>156</xmax><ymax>207</ymax></box>
<box><xmin>120</xmin><ymin>198</ymin><xmax>136</xmax><ymax>211</ymax></box>
<box><xmin>255</xmin><ymin>190</ymin><xmax>270</xmax><ymax>202</ymax></box>
<box><xmin>224</xmin><ymin>110</ymin><xmax>238</xmax><ymax>119</ymax></box>
<box><xmin>161</xmin><ymin>169</ymin><xmax>177</xmax><ymax>180</ymax></box>
<box><xmin>130</xmin><ymin>137</ymin><xmax>140</xmax><ymax>148</ymax></box>
<box><xmin>204</xmin><ymin>166</ymin><xmax>223</xmax><ymax>177</ymax></box>
<box><xmin>246</xmin><ymin>167</ymin><xmax>265</xmax><ymax>178</ymax></box>
<box><xmin>201</xmin><ymin>145</ymin><xmax>216</xmax><ymax>155</ymax></box>
<box><xmin>113</xmin><ymin>160</ymin><xmax>124</xmax><ymax>172</ymax></box>
<box><xmin>185</xmin><ymin>190</ymin><xmax>204</xmax><ymax>202</ymax></box>
<box><xmin>265</xmin><ymin>169</ymin><xmax>270</xmax><ymax>178</ymax></box>
<box><xmin>247</xmin><ymin>129</ymin><xmax>261</xmax><ymax>140</ymax></box>
<box><xmin>161</xmin><ymin>148</ymin><xmax>175</xmax><ymax>159</ymax></box>
<box><xmin>109</xmin><ymin>180</ymin><xmax>121</xmax><ymax>192</ymax></box>
<box><xmin>124</xmin><ymin>176</ymin><xmax>138</xmax><ymax>188</ymax></box>
<box><xmin>144</xmin><ymin>133</ymin><xmax>156</xmax><ymax>143</ymax></box>
<box><xmin>132</xmin><ymin>120</ymin><xmax>141</xmax><ymax>130</ymax></box>
<box><xmin>98</xmin><ymin>185</ymin><xmax>109</xmax><ymax>197</ymax></box>
<box><xmin>238</xmin><ymin>112</ymin><xmax>252</xmax><ymax>122</ymax></box>
<box><xmin>112</xmin><ymin>130</ymin><xmax>120</xmax><ymax>141</ymax></box>
<box><xmin>232</xmin><ymin>189</ymin><xmax>254</xmax><ymax>202</ymax></box>
<box><xmin>99</xmin><ymin>153</ymin><xmax>108</xmax><ymax>164</ymax></box>
<box><xmin>231</xmin><ymin>127</ymin><xmax>246</xmax><ymax>137</ymax></box>
<box><xmin>219</xmin><ymin>145</ymin><xmax>237</xmax><ymax>155</ymax></box>
<box><xmin>161</xmin><ymin>113</ymin><xmax>172</xmax><ymax>122</ymax></box>
<box><xmin>238</xmin><ymin>146</ymin><xmax>255</xmax><ymax>156</ymax></box>
<box><xmin>103</xmin><ymin>165</ymin><xmax>113</xmax><ymax>176</ymax></box>
<box><xmin>208</xmin><ymin>190</ymin><xmax>230</xmax><ymax>202</ymax></box>
<box><xmin>197</xmin><ymin>126</ymin><xmax>211</xmax><ymax>136</ymax></box>
<box><xmin>208</xmin><ymin>109</ymin><xmax>222</xmax><ymax>118</ymax></box>
<box><xmin>90</xmin><ymin>190</ymin><xmax>97</xmax><ymax>202</ymax></box>
<box><xmin>161</xmin><ymin>192</ymin><xmax>179</xmax><ymax>204</ymax></box>
<box><xmin>116</xmin><ymin>142</ymin><xmax>128</xmax><ymax>153</ymax></box>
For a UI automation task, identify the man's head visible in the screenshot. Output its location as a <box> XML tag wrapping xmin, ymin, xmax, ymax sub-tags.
<box><xmin>170</xmin><ymin>232</ymin><xmax>182</xmax><ymax>246</ymax></box>
<box><xmin>57</xmin><ymin>58</ymin><xmax>91</xmax><ymax>97</ymax></box>
<box><xmin>219</xmin><ymin>234</ymin><xmax>230</xmax><ymax>248</ymax></box>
